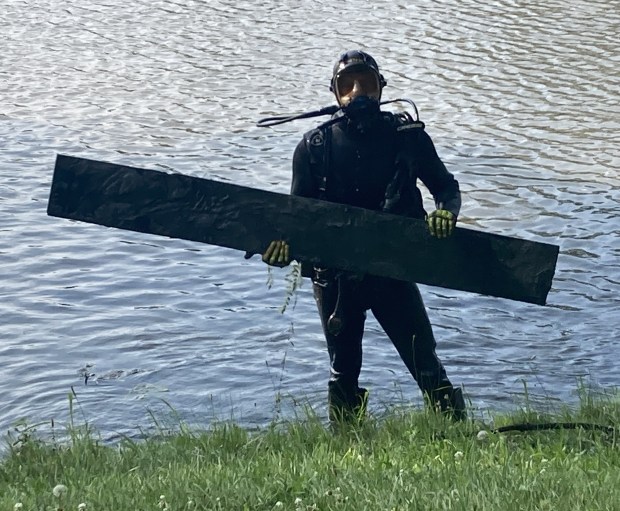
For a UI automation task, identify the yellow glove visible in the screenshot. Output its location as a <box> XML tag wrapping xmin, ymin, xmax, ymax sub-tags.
<box><xmin>261</xmin><ymin>240</ymin><xmax>291</xmax><ymax>267</ymax></box>
<box><xmin>427</xmin><ymin>209</ymin><xmax>456</xmax><ymax>239</ymax></box>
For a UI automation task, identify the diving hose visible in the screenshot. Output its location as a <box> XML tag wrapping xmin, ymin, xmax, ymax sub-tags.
<box><xmin>256</xmin><ymin>98</ymin><xmax>421</xmax><ymax>128</ymax></box>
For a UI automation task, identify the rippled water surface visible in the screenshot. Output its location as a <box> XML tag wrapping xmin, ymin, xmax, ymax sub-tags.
<box><xmin>1</xmin><ymin>0</ymin><xmax>619</xmax><ymax>439</ymax></box>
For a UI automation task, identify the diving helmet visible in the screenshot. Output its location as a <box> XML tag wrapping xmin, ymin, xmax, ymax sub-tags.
<box><xmin>330</xmin><ymin>50</ymin><xmax>387</xmax><ymax>106</ymax></box>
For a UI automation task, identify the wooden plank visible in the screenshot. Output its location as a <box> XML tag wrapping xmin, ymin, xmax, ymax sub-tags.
<box><xmin>47</xmin><ymin>154</ymin><xmax>559</xmax><ymax>305</ymax></box>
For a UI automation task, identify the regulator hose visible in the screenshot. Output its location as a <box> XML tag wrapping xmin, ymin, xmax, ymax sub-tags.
<box><xmin>256</xmin><ymin>98</ymin><xmax>420</xmax><ymax>128</ymax></box>
<box><xmin>256</xmin><ymin>105</ymin><xmax>340</xmax><ymax>127</ymax></box>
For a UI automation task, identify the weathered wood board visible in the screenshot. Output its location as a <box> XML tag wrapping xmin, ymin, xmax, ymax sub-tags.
<box><xmin>47</xmin><ymin>154</ymin><xmax>559</xmax><ymax>305</ymax></box>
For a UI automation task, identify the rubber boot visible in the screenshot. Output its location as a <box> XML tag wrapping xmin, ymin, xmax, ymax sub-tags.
<box><xmin>328</xmin><ymin>382</ymin><xmax>369</xmax><ymax>425</ymax></box>
<box><xmin>428</xmin><ymin>386</ymin><xmax>467</xmax><ymax>422</ymax></box>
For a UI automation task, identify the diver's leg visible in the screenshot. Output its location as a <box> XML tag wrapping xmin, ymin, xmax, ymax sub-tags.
<box><xmin>313</xmin><ymin>272</ymin><xmax>368</xmax><ymax>422</ymax></box>
<box><xmin>370</xmin><ymin>278</ymin><xmax>465</xmax><ymax>420</ymax></box>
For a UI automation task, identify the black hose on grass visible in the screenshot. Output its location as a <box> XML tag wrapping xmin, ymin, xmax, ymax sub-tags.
<box><xmin>491</xmin><ymin>422</ymin><xmax>616</xmax><ymax>435</ymax></box>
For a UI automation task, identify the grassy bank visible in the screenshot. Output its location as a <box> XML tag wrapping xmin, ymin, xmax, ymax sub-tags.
<box><xmin>1</xmin><ymin>392</ymin><xmax>618</xmax><ymax>511</ymax></box>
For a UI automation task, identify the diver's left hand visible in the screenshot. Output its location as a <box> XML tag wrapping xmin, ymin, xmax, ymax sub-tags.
<box><xmin>427</xmin><ymin>209</ymin><xmax>456</xmax><ymax>239</ymax></box>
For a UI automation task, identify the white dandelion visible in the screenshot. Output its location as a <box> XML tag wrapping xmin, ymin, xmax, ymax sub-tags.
<box><xmin>53</xmin><ymin>484</ymin><xmax>68</xmax><ymax>498</ymax></box>
<box><xmin>476</xmin><ymin>430</ymin><xmax>489</xmax><ymax>441</ymax></box>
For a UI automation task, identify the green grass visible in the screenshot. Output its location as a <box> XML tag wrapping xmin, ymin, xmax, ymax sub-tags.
<box><xmin>1</xmin><ymin>389</ymin><xmax>619</xmax><ymax>511</ymax></box>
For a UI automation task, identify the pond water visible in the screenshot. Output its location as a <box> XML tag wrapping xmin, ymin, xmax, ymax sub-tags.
<box><xmin>1</xmin><ymin>0</ymin><xmax>618</xmax><ymax>440</ymax></box>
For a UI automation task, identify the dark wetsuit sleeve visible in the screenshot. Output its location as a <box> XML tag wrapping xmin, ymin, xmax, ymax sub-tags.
<box><xmin>291</xmin><ymin>138</ymin><xmax>317</xmax><ymax>198</ymax></box>
<box><xmin>291</xmin><ymin>138</ymin><xmax>318</xmax><ymax>277</ymax></box>
<box><xmin>414</xmin><ymin>130</ymin><xmax>461</xmax><ymax>217</ymax></box>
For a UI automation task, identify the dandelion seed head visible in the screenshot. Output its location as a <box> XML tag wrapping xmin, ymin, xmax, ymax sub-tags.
<box><xmin>78</xmin><ymin>503</ymin><xmax>87</xmax><ymax>511</ymax></box>
<box><xmin>476</xmin><ymin>430</ymin><xmax>489</xmax><ymax>441</ymax></box>
<box><xmin>53</xmin><ymin>484</ymin><xmax>68</xmax><ymax>498</ymax></box>
<box><xmin>14</xmin><ymin>504</ymin><xmax>23</xmax><ymax>511</ymax></box>
<box><xmin>294</xmin><ymin>497</ymin><xmax>303</xmax><ymax>504</ymax></box>
<box><xmin>454</xmin><ymin>451</ymin><xmax>464</xmax><ymax>460</ymax></box>
<box><xmin>274</xmin><ymin>502</ymin><xmax>283</xmax><ymax>508</ymax></box>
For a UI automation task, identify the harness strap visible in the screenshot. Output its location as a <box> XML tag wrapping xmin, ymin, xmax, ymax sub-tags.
<box><xmin>305</xmin><ymin>127</ymin><xmax>332</xmax><ymax>201</ymax></box>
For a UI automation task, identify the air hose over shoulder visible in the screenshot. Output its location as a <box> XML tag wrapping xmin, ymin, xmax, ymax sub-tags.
<box><xmin>256</xmin><ymin>105</ymin><xmax>340</xmax><ymax>127</ymax></box>
<box><xmin>256</xmin><ymin>98</ymin><xmax>421</xmax><ymax>128</ymax></box>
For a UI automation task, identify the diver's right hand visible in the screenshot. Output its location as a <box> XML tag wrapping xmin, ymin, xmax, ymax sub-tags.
<box><xmin>261</xmin><ymin>240</ymin><xmax>291</xmax><ymax>267</ymax></box>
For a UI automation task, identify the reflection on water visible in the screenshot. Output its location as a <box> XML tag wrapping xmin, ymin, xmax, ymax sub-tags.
<box><xmin>1</xmin><ymin>0</ymin><xmax>619</xmax><ymax>439</ymax></box>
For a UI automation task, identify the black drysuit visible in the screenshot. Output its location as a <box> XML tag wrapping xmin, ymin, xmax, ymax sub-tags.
<box><xmin>291</xmin><ymin>110</ymin><xmax>463</xmax><ymax>419</ymax></box>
